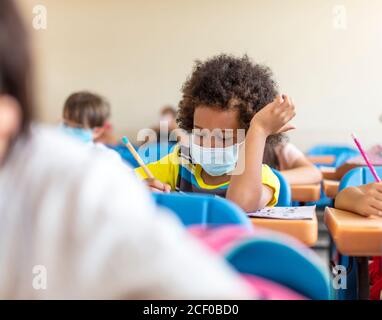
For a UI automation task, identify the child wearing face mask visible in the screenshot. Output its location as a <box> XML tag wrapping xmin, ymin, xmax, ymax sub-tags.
<box><xmin>135</xmin><ymin>55</ymin><xmax>296</xmax><ymax>212</ymax></box>
<box><xmin>60</xmin><ymin>91</ymin><xmax>122</xmax><ymax>163</ymax></box>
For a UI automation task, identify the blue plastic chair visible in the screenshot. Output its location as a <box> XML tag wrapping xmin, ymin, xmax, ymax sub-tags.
<box><xmin>306</xmin><ymin>144</ymin><xmax>359</xmax><ymax>208</ymax></box>
<box><xmin>331</xmin><ymin>166</ymin><xmax>382</xmax><ymax>300</ymax></box>
<box><xmin>153</xmin><ymin>192</ymin><xmax>253</xmax><ymax>229</ymax></box>
<box><xmin>307</xmin><ymin>144</ymin><xmax>359</xmax><ymax>168</ymax></box>
<box><xmin>272</xmin><ymin>169</ymin><xmax>292</xmax><ymax>207</ymax></box>
<box><xmin>107</xmin><ymin>144</ymin><xmax>140</xmax><ymax>168</ymax></box>
<box><xmin>226</xmin><ymin>235</ymin><xmax>331</xmax><ymax>300</ymax></box>
<box><xmin>339</xmin><ymin>166</ymin><xmax>382</xmax><ymax>191</ymax></box>
<box><xmin>154</xmin><ymin>193</ymin><xmax>330</xmax><ymax>299</ymax></box>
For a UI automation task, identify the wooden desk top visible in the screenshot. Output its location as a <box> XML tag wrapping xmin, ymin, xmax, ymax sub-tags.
<box><xmin>321</xmin><ymin>166</ymin><xmax>338</xmax><ymax>180</ymax></box>
<box><xmin>325</xmin><ymin>207</ymin><xmax>382</xmax><ymax>256</ymax></box>
<box><xmin>307</xmin><ymin>155</ymin><xmax>336</xmax><ymax>165</ymax></box>
<box><xmin>291</xmin><ymin>184</ymin><xmax>321</xmax><ymax>202</ymax></box>
<box><xmin>323</xmin><ymin>180</ymin><xmax>340</xmax><ymax>199</ymax></box>
<box><xmin>251</xmin><ymin>214</ymin><xmax>318</xmax><ymax>247</ymax></box>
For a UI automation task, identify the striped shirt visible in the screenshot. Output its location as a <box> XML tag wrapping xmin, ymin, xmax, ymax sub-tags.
<box><xmin>135</xmin><ymin>145</ymin><xmax>280</xmax><ymax>206</ymax></box>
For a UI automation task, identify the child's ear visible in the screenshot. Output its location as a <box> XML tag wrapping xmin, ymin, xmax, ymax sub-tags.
<box><xmin>0</xmin><ymin>95</ymin><xmax>21</xmax><ymax>139</ymax></box>
<box><xmin>92</xmin><ymin>126</ymin><xmax>106</xmax><ymax>141</ymax></box>
<box><xmin>0</xmin><ymin>95</ymin><xmax>21</xmax><ymax>160</ymax></box>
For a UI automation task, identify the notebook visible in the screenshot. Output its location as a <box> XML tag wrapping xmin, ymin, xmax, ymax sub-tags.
<box><xmin>247</xmin><ymin>206</ymin><xmax>316</xmax><ymax>220</ymax></box>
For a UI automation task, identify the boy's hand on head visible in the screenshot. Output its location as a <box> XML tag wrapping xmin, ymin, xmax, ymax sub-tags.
<box><xmin>145</xmin><ymin>178</ymin><xmax>171</xmax><ymax>193</ymax></box>
<box><xmin>355</xmin><ymin>183</ymin><xmax>382</xmax><ymax>217</ymax></box>
<box><xmin>250</xmin><ymin>94</ymin><xmax>296</xmax><ymax>136</ymax></box>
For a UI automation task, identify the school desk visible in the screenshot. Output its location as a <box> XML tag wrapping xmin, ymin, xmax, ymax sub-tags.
<box><xmin>325</xmin><ymin>207</ymin><xmax>382</xmax><ymax>300</ymax></box>
<box><xmin>307</xmin><ymin>155</ymin><xmax>336</xmax><ymax>165</ymax></box>
<box><xmin>333</xmin><ymin>162</ymin><xmax>363</xmax><ymax>180</ymax></box>
<box><xmin>251</xmin><ymin>213</ymin><xmax>318</xmax><ymax>247</ymax></box>
<box><xmin>321</xmin><ymin>166</ymin><xmax>338</xmax><ymax>180</ymax></box>
<box><xmin>323</xmin><ymin>180</ymin><xmax>340</xmax><ymax>199</ymax></box>
<box><xmin>291</xmin><ymin>184</ymin><xmax>321</xmax><ymax>202</ymax></box>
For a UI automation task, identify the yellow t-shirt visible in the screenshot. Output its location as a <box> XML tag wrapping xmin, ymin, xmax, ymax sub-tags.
<box><xmin>135</xmin><ymin>145</ymin><xmax>280</xmax><ymax>206</ymax></box>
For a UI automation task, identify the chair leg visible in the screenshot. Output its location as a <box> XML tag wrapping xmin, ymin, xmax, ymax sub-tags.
<box><xmin>356</xmin><ymin>257</ymin><xmax>370</xmax><ymax>300</ymax></box>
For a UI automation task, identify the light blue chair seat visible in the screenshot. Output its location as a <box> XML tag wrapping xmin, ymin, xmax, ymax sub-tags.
<box><xmin>153</xmin><ymin>192</ymin><xmax>253</xmax><ymax>229</ymax></box>
<box><xmin>226</xmin><ymin>235</ymin><xmax>331</xmax><ymax>300</ymax></box>
<box><xmin>154</xmin><ymin>193</ymin><xmax>331</xmax><ymax>299</ymax></box>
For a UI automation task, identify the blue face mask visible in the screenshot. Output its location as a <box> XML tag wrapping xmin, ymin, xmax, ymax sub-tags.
<box><xmin>60</xmin><ymin>124</ymin><xmax>93</xmax><ymax>144</ymax></box>
<box><xmin>190</xmin><ymin>138</ymin><xmax>241</xmax><ymax>176</ymax></box>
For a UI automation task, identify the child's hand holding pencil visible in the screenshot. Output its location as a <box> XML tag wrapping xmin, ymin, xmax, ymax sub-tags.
<box><xmin>122</xmin><ymin>136</ymin><xmax>171</xmax><ymax>193</ymax></box>
<box><xmin>145</xmin><ymin>178</ymin><xmax>172</xmax><ymax>193</ymax></box>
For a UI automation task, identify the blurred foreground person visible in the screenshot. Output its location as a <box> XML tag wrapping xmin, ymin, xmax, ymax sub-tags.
<box><xmin>0</xmin><ymin>0</ymin><xmax>251</xmax><ymax>299</ymax></box>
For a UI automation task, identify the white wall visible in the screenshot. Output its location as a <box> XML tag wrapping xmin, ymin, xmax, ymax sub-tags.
<box><xmin>17</xmin><ymin>0</ymin><xmax>382</xmax><ymax>150</ymax></box>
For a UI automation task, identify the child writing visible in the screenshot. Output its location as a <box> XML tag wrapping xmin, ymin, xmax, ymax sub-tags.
<box><xmin>335</xmin><ymin>184</ymin><xmax>382</xmax><ymax>300</ymax></box>
<box><xmin>60</xmin><ymin>91</ymin><xmax>121</xmax><ymax>162</ymax></box>
<box><xmin>136</xmin><ymin>55</ymin><xmax>296</xmax><ymax>212</ymax></box>
<box><xmin>264</xmin><ymin>137</ymin><xmax>323</xmax><ymax>185</ymax></box>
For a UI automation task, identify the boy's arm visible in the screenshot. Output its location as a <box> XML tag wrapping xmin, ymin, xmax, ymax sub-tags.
<box><xmin>281</xmin><ymin>157</ymin><xmax>323</xmax><ymax>185</ymax></box>
<box><xmin>227</xmin><ymin>95</ymin><xmax>295</xmax><ymax>212</ymax></box>
<box><xmin>335</xmin><ymin>183</ymin><xmax>382</xmax><ymax>217</ymax></box>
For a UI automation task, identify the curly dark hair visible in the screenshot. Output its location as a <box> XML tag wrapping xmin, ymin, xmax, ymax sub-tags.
<box><xmin>177</xmin><ymin>54</ymin><xmax>287</xmax><ymax>168</ymax></box>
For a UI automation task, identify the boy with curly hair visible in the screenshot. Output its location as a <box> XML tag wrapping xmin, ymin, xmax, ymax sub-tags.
<box><xmin>136</xmin><ymin>54</ymin><xmax>296</xmax><ymax>212</ymax></box>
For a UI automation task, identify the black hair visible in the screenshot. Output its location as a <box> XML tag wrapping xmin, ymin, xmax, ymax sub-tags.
<box><xmin>177</xmin><ymin>54</ymin><xmax>287</xmax><ymax>168</ymax></box>
<box><xmin>0</xmin><ymin>0</ymin><xmax>34</xmax><ymax>134</ymax></box>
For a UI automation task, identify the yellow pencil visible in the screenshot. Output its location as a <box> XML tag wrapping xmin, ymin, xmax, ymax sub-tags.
<box><xmin>122</xmin><ymin>136</ymin><xmax>154</xmax><ymax>179</ymax></box>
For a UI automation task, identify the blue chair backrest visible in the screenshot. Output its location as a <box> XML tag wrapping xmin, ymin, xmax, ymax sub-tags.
<box><xmin>138</xmin><ymin>142</ymin><xmax>177</xmax><ymax>164</ymax></box>
<box><xmin>307</xmin><ymin>144</ymin><xmax>359</xmax><ymax>168</ymax></box>
<box><xmin>272</xmin><ymin>169</ymin><xmax>292</xmax><ymax>207</ymax></box>
<box><xmin>225</xmin><ymin>235</ymin><xmax>331</xmax><ymax>300</ymax></box>
<box><xmin>339</xmin><ymin>166</ymin><xmax>382</xmax><ymax>191</ymax></box>
<box><xmin>107</xmin><ymin>144</ymin><xmax>140</xmax><ymax>168</ymax></box>
<box><xmin>153</xmin><ymin>192</ymin><xmax>253</xmax><ymax>229</ymax></box>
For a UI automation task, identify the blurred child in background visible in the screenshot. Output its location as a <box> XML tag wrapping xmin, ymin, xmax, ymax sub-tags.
<box><xmin>143</xmin><ymin>105</ymin><xmax>188</xmax><ymax>146</ymax></box>
<box><xmin>95</xmin><ymin>121</ymin><xmax>120</xmax><ymax>146</ymax></box>
<box><xmin>264</xmin><ymin>137</ymin><xmax>322</xmax><ymax>185</ymax></box>
<box><xmin>61</xmin><ymin>91</ymin><xmax>122</xmax><ymax>162</ymax></box>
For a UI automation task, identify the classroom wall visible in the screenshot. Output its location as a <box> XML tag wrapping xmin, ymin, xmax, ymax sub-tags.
<box><xmin>16</xmin><ymin>0</ymin><xmax>382</xmax><ymax>149</ymax></box>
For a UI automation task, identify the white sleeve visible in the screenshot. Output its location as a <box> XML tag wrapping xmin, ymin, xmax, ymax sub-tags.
<box><xmin>45</xmin><ymin>159</ymin><xmax>253</xmax><ymax>299</ymax></box>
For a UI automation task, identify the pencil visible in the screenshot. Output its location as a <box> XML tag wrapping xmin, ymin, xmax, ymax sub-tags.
<box><xmin>351</xmin><ymin>133</ymin><xmax>381</xmax><ymax>182</ymax></box>
<box><xmin>121</xmin><ymin>136</ymin><xmax>154</xmax><ymax>179</ymax></box>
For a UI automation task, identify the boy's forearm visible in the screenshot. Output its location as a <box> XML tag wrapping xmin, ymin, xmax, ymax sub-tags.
<box><xmin>281</xmin><ymin>166</ymin><xmax>323</xmax><ymax>185</ymax></box>
<box><xmin>227</xmin><ymin>126</ymin><xmax>268</xmax><ymax>212</ymax></box>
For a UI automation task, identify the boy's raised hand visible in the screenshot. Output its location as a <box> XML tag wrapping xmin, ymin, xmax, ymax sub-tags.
<box><xmin>250</xmin><ymin>94</ymin><xmax>296</xmax><ymax>136</ymax></box>
<box><xmin>145</xmin><ymin>178</ymin><xmax>171</xmax><ymax>193</ymax></box>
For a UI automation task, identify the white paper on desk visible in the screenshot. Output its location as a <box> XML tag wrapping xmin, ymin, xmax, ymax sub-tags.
<box><xmin>247</xmin><ymin>206</ymin><xmax>316</xmax><ymax>220</ymax></box>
